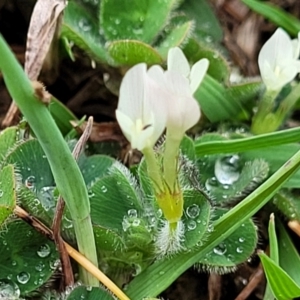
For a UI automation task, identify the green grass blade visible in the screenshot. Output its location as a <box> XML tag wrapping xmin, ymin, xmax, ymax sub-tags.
<box><xmin>277</xmin><ymin>220</ymin><xmax>300</xmax><ymax>286</ymax></box>
<box><xmin>242</xmin><ymin>0</ymin><xmax>300</xmax><ymax>36</ymax></box>
<box><xmin>259</xmin><ymin>253</ymin><xmax>300</xmax><ymax>300</ymax></box>
<box><xmin>268</xmin><ymin>213</ymin><xmax>278</xmax><ymax>264</ymax></box>
<box><xmin>0</xmin><ymin>35</ymin><xmax>98</xmax><ymax>286</ymax></box>
<box><xmin>195</xmin><ymin>127</ymin><xmax>300</xmax><ymax>155</ymax></box>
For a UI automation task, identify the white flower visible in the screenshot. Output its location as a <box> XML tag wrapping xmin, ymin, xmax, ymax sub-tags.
<box><xmin>116</xmin><ymin>63</ymin><xmax>167</xmax><ymax>151</ymax></box>
<box><xmin>148</xmin><ymin>47</ymin><xmax>208</xmax><ymax>139</ymax></box>
<box><xmin>168</xmin><ymin>47</ymin><xmax>209</xmax><ymax>93</ymax></box>
<box><xmin>148</xmin><ymin>65</ymin><xmax>199</xmax><ymax>138</ymax></box>
<box><xmin>258</xmin><ymin>28</ymin><xmax>300</xmax><ymax>91</ymax></box>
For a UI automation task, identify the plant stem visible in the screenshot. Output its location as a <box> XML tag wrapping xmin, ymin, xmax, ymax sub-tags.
<box><xmin>274</xmin><ymin>83</ymin><xmax>300</xmax><ymax>124</ymax></box>
<box><xmin>0</xmin><ymin>35</ymin><xmax>98</xmax><ymax>286</ymax></box>
<box><xmin>251</xmin><ymin>89</ymin><xmax>279</xmax><ymax>134</ymax></box>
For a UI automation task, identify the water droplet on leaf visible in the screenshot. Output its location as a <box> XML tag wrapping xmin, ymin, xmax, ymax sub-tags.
<box><xmin>78</xmin><ymin>18</ymin><xmax>92</xmax><ymax>31</ymax></box>
<box><xmin>17</xmin><ymin>272</ymin><xmax>30</xmax><ymax>284</ymax></box>
<box><xmin>35</xmin><ymin>262</ymin><xmax>45</xmax><ymax>272</ymax></box>
<box><xmin>101</xmin><ymin>185</ymin><xmax>107</xmax><ymax>193</ymax></box>
<box><xmin>37</xmin><ymin>244</ymin><xmax>51</xmax><ymax>258</ymax></box>
<box><xmin>236</xmin><ymin>246</ymin><xmax>244</xmax><ymax>253</ymax></box>
<box><xmin>187</xmin><ymin>220</ymin><xmax>197</xmax><ymax>231</ymax></box>
<box><xmin>128</xmin><ymin>209</ymin><xmax>137</xmax><ymax>218</ymax></box>
<box><xmin>213</xmin><ymin>243</ymin><xmax>227</xmax><ymax>255</ymax></box>
<box><xmin>186</xmin><ymin>204</ymin><xmax>200</xmax><ymax>219</ymax></box>
<box><xmin>39</xmin><ymin>186</ymin><xmax>56</xmax><ymax>212</ymax></box>
<box><xmin>214</xmin><ymin>154</ymin><xmax>241</xmax><ymax>185</ymax></box>
<box><xmin>205</xmin><ymin>177</ymin><xmax>218</xmax><ymax>191</ymax></box>
<box><xmin>25</xmin><ymin>176</ymin><xmax>36</xmax><ymax>189</ymax></box>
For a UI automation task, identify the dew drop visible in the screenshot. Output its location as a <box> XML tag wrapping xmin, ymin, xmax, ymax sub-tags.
<box><xmin>186</xmin><ymin>204</ymin><xmax>200</xmax><ymax>219</ymax></box>
<box><xmin>122</xmin><ymin>217</ymin><xmax>130</xmax><ymax>232</ymax></box>
<box><xmin>78</xmin><ymin>18</ymin><xmax>92</xmax><ymax>31</ymax></box>
<box><xmin>11</xmin><ymin>261</ymin><xmax>17</xmax><ymax>266</ymax></box>
<box><xmin>39</xmin><ymin>186</ymin><xmax>56</xmax><ymax>211</ymax></box>
<box><xmin>236</xmin><ymin>246</ymin><xmax>244</xmax><ymax>253</ymax></box>
<box><xmin>17</xmin><ymin>272</ymin><xmax>30</xmax><ymax>284</ymax></box>
<box><xmin>227</xmin><ymin>254</ymin><xmax>235</xmax><ymax>261</ymax></box>
<box><xmin>25</xmin><ymin>176</ymin><xmax>36</xmax><ymax>189</ymax></box>
<box><xmin>37</xmin><ymin>244</ymin><xmax>51</xmax><ymax>258</ymax></box>
<box><xmin>50</xmin><ymin>259</ymin><xmax>60</xmax><ymax>270</ymax></box>
<box><xmin>132</xmin><ymin>28</ymin><xmax>143</xmax><ymax>35</ymax></box>
<box><xmin>223</xmin><ymin>184</ymin><xmax>230</xmax><ymax>190</ymax></box>
<box><xmin>35</xmin><ymin>262</ymin><xmax>45</xmax><ymax>272</ymax></box>
<box><xmin>207</xmin><ymin>224</ymin><xmax>214</xmax><ymax>232</ymax></box>
<box><xmin>157</xmin><ymin>209</ymin><xmax>162</xmax><ymax>218</ymax></box>
<box><xmin>187</xmin><ymin>220</ymin><xmax>197</xmax><ymax>231</ymax></box>
<box><xmin>0</xmin><ymin>190</ymin><xmax>3</xmax><ymax>197</ymax></box>
<box><xmin>26</xmin><ymin>230</ymin><xmax>33</xmax><ymax>237</ymax></box>
<box><xmin>132</xmin><ymin>219</ymin><xmax>140</xmax><ymax>227</ymax></box>
<box><xmin>213</xmin><ymin>243</ymin><xmax>227</xmax><ymax>255</ymax></box>
<box><xmin>205</xmin><ymin>35</ymin><xmax>213</xmax><ymax>43</ymax></box>
<box><xmin>205</xmin><ymin>177</ymin><xmax>218</xmax><ymax>191</ymax></box>
<box><xmin>101</xmin><ymin>185</ymin><xmax>107</xmax><ymax>193</ymax></box>
<box><xmin>127</xmin><ymin>209</ymin><xmax>137</xmax><ymax>218</ymax></box>
<box><xmin>88</xmin><ymin>191</ymin><xmax>95</xmax><ymax>198</ymax></box>
<box><xmin>63</xmin><ymin>216</ymin><xmax>73</xmax><ymax>229</ymax></box>
<box><xmin>0</xmin><ymin>279</ymin><xmax>20</xmax><ymax>297</ymax></box>
<box><xmin>214</xmin><ymin>154</ymin><xmax>241</xmax><ymax>185</ymax></box>
<box><xmin>238</xmin><ymin>237</ymin><xmax>245</xmax><ymax>243</ymax></box>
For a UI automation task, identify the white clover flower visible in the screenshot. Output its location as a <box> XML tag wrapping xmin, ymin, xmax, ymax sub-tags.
<box><xmin>147</xmin><ymin>47</ymin><xmax>208</xmax><ymax>139</ymax></box>
<box><xmin>168</xmin><ymin>47</ymin><xmax>209</xmax><ymax>93</ymax></box>
<box><xmin>148</xmin><ymin>66</ymin><xmax>201</xmax><ymax>140</ymax></box>
<box><xmin>116</xmin><ymin>63</ymin><xmax>168</xmax><ymax>151</ymax></box>
<box><xmin>258</xmin><ymin>28</ymin><xmax>300</xmax><ymax>91</ymax></box>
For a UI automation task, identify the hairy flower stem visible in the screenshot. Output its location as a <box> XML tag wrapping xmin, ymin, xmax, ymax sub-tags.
<box><xmin>251</xmin><ymin>89</ymin><xmax>279</xmax><ymax>134</ymax></box>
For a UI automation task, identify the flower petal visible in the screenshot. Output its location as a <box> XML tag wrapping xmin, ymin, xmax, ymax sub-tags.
<box><xmin>190</xmin><ymin>58</ymin><xmax>209</xmax><ymax>93</ymax></box>
<box><xmin>142</xmin><ymin>75</ymin><xmax>168</xmax><ymax>147</ymax></box>
<box><xmin>163</xmin><ymin>71</ymin><xmax>201</xmax><ymax>136</ymax></box>
<box><xmin>167</xmin><ymin>47</ymin><xmax>190</xmax><ymax>78</ymax></box>
<box><xmin>258</xmin><ymin>28</ymin><xmax>295</xmax><ymax>90</ymax></box>
<box><xmin>117</xmin><ymin>63</ymin><xmax>147</xmax><ymax>120</ymax></box>
<box><xmin>115</xmin><ymin>109</ymin><xmax>135</xmax><ymax>144</ymax></box>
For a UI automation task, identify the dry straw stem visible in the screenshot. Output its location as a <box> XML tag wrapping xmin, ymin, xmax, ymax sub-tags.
<box><xmin>288</xmin><ymin>220</ymin><xmax>300</xmax><ymax>237</ymax></box>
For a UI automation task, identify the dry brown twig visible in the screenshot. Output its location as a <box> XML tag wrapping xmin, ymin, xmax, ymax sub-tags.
<box><xmin>2</xmin><ymin>0</ymin><xmax>67</xmax><ymax>127</ymax></box>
